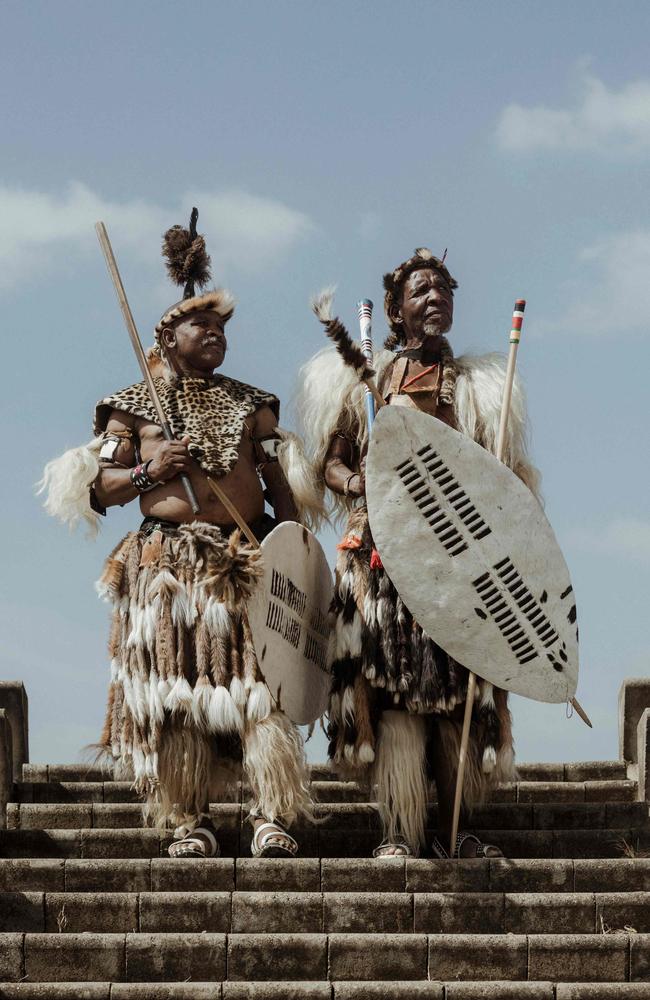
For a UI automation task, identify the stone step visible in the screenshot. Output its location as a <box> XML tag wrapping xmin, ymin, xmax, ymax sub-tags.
<box><xmin>1</xmin><ymin>826</ymin><xmax>646</xmax><ymax>859</ymax></box>
<box><xmin>2</xmin><ymin>888</ymin><xmax>650</xmax><ymax>934</ymax></box>
<box><xmin>2</xmin><ymin>857</ymin><xmax>650</xmax><ymax>895</ymax></box>
<box><xmin>13</xmin><ymin>779</ymin><xmax>638</xmax><ymax>805</ymax></box>
<box><xmin>0</xmin><ymin>932</ymin><xmax>648</xmax><ymax>984</ymax></box>
<box><xmin>7</xmin><ymin>801</ymin><xmax>648</xmax><ymax>833</ymax></box>
<box><xmin>21</xmin><ymin>760</ymin><xmax>630</xmax><ymax>784</ymax></box>
<box><xmin>2</xmin><ymin>986</ymin><xmax>650</xmax><ymax>1000</ymax></box>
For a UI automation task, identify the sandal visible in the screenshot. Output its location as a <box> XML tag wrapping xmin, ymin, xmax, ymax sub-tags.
<box><xmin>431</xmin><ymin>831</ymin><xmax>503</xmax><ymax>859</ymax></box>
<box><xmin>251</xmin><ymin>821</ymin><xmax>299</xmax><ymax>858</ymax></box>
<box><xmin>373</xmin><ymin>839</ymin><xmax>414</xmax><ymax>859</ymax></box>
<box><xmin>168</xmin><ymin>825</ymin><xmax>220</xmax><ymax>859</ymax></box>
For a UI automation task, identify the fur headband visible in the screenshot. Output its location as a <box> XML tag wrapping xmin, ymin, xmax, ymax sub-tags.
<box><xmin>383</xmin><ymin>247</ymin><xmax>458</xmax><ymax>336</ymax></box>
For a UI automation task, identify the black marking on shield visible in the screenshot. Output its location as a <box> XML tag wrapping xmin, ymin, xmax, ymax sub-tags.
<box><xmin>568</xmin><ymin>604</ymin><xmax>577</xmax><ymax>624</ymax></box>
<box><xmin>560</xmin><ymin>585</ymin><xmax>573</xmax><ymax>600</ymax></box>
<box><xmin>303</xmin><ymin>632</ymin><xmax>328</xmax><ymax>672</ymax></box>
<box><xmin>493</xmin><ymin>556</ymin><xmax>559</xmax><ymax>649</ymax></box>
<box><xmin>270</xmin><ymin>569</ymin><xmax>307</xmax><ymax>617</ymax></box>
<box><xmin>397</xmin><ymin>458</ymin><xmax>467</xmax><ymax>555</ymax></box>
<box><xmin>265</xmin><ymin>601</ymin><xmax>301</xmax><ymax>649</ymax></box>
<box><xmin>417</xmin><ymin>444</ymin><xmax>493</xmax><ymax>541</ymax></box>
<box><xmin>472</xmin><ymin>571</ymin><xmax>537</xmax><ymax>665</ymax></box>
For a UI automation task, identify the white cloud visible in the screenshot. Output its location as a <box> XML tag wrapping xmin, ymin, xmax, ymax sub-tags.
<box><xmin>572</xmin><ymin>517</ymin><xmax>650</xmax><ymax>561</ymax></box>
<box><xmin>497</xmin><ymin>71</ymin><xmax>650</xmax><ymax>154</ymax></box>
<box><xmin>533</xmin><ymin>228</ymin><xmax>650</xmax><ymax>338</ymax></box>
<box><xmin>0</xmin><ymin>182</ymin><xmax>314</xmax><ymax>289</ymax></box>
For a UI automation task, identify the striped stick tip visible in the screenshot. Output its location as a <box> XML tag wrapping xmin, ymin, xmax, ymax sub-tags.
<box><xmin>514</xmin><ymin>299</ymin><xmax>526</xmax><ymax>312</ymax></box>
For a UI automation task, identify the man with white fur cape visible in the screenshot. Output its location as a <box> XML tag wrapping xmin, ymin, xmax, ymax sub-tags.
<box><xmin>40</xmin><ymin>212</ymin><xmax>322</xmax><ymax>859</ymax></box>
<box><xmin>297</xmin><ymin>248</ymin><xmax>541</xmax><ymax>859</ymax></box>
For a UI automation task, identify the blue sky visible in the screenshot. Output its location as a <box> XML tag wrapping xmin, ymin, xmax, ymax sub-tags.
<box><xmin>1</xmin><ymin>1</ymin><xmax>649</xmax><ymax>766</ymax></box>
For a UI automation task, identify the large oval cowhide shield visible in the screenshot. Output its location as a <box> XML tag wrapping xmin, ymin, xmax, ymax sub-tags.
<box><xmin>366</xmin><ymin>407</ymin><xmax>579</xmax><ymax>704</ymax></box>
<box><xmin>247</xmin><ymin>521</ymin><xmax>333</xmax><ymax>725</ymax></box>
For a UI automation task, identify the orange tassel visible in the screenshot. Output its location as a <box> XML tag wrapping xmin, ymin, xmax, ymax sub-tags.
<box><xmin>370</xmin><ymin>548</ymin><xmax>383</xmax><ymax>570</ymax></box>
<box><xmin>337</xmin><ymin>534</ymin><xmax>362</xmax><ymax>551</ymax></box>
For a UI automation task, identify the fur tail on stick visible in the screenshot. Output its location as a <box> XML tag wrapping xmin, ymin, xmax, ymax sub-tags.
<box><xmin>311</xmin><ymin>288</ymin><xmax>384</xmax><ymax>411</ymax></box>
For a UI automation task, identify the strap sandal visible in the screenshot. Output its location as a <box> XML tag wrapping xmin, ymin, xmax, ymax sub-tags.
<box><xmin>431</xmin><ymin>831</ymin><xmax>503</xmax><ymax>860</ymax></box>
<box><xmin>372</xmin><ymin>839</ymin><xmax>413</xmax><ymax>859</ymax></box>
<box><xmin>251</xmin><ymin>821</ymin><xmax>299</xmax><ymax>858</ymax></box>
<box><xmin>168</xmin><ymin>826</ymin><xmax>220</xmax><ymax>859</ymax></box>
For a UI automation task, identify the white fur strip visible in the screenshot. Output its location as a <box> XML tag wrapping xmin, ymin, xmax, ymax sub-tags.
<box><xmin>310</xmin><ymin>285</ymin><xmax>336</xmax><ymax>322</ymax></box>
<box><xmin>373</xmin><ymin>711</ymin><xmax>428</xmax><ymax>853</ymax></box>
<box><xmin>207</xmin><ymin>685</ymin><xmax>243</xmax><ymax>734</ymax></box>
<box><xmin>246</xmin><ymin>681</ymin><xmax>273</xmax><ymax>723</ymax></box>
<box><xmin>204</xmin><ymin>598</ymin><xmax>231</xmax><ymax>636</ymax></box>
<box><xmin>229</xmin><ymin>676</ymin><xmax>247</xmax><ymax>707</ymax></box>
<box><xmin>37</xmin><ymin>438</ymin><xmax>103</xmax><ymax>537</ymax></box>
<box><xmin>164</xmin><ymin>676</ymin><xmax>195</xmax><ymax>716</ymax></box>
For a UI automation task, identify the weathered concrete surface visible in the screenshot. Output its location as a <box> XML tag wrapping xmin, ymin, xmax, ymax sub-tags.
<box><xmin>0</xmin><ymin>682</ymin><xmax>28</xmax><ymax>780</ymax></box>
<box><xmin>620</xmin><ymin>677</ymin><xmax>650</xmax><ymax>763</ymax></box>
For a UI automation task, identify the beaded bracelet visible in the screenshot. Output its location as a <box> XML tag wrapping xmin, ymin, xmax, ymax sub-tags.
<box><xmin>130</xmin><ymin>461</ymin><xmax>157</xmax><ymax>493</ymax></box>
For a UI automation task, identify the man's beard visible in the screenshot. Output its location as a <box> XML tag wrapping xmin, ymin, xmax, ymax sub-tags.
<box><xmin>423</xmin><ymin>320</ymin><xmax>444</xmax><ymax>336</ymax></box>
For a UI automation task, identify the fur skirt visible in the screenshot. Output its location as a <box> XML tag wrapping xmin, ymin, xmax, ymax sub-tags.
<box><xmin>328</xmin><ymin>506</ymin><xmax>516</xmax><ymax>796</ymax></box>
<box><xmin>96</xmin><ymin>521</ymin><xmax>284</xmax><ymax>829</ymax></box>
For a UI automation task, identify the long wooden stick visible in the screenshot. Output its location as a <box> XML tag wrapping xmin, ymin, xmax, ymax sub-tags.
<box><xmin>449</xmin><ymin>299</ymin><xmax>526</xmax><ymax>856</ymax></box>
<box><xmin>95</xmin><ymin>222</ymin><xmax>201</xmax><ymax>515</ymax></box>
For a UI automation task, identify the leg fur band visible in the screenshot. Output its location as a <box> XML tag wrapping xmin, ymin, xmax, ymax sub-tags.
<box><xmin>372</xmin><ymin>711</ymin><xmax>428</xmax><ymax>854</ymax></box>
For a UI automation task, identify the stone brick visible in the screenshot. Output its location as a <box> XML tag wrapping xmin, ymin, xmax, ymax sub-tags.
<box><xmin>0</xmin><ymin>860</ymin><xmax>64</xmax><ymax>892</ymax></box>
<box><xmin>227</xmin><ymin>933</ymin><xmax>327</xmax><ymax>981</ymax></box>
<box><xmin>620</xmin><ymin>678</ymin><xmax>650</xmax><ymax>763</ymax></box>
<box><xmin>490</xmin><ymin>783</ymin><xmax>517</xmax><ymax>803</ymax></box>
<box><xmin>0</xmin><ymin>933</ymin><xmax>23</xmax><ymax>981</ymax></box>
<box><xmin>585</xmin><ymin>780</ymin><xmax>635</xmax><ymax>802</ymax></box>
<box><xmin>557</xmin><ymin>986</ymin><xmax>650</xmax><ymax>999</ymax></box>
<box><xmin>489</xmin><ymin>858</ymin><xmax>573</xmax><ymax>893</ymax></box>
<box><xmin>232</xmin><ymin>891</ymin><xmax>321</xmax><ymax>933</ymax></box>
<box><xmin>80</xmin><ymin>829</ymin><xmax>161</xmax><ymax>859</ymax></box>
<box><xmin>518</xmin><ymin>763</ymin><xmax>564</xmax><ymax>781</ymax></box>
<box><xmin>44</xmin><ymin>892</ymin><xmax>138</xmax><ymax>933</ymax></box>
<box><xmin>528</xmin><ymin>934</ymin><xmax>629</xmax><ymax>982</ymax></box>
<box><xmin>21</xmin><ymin>765</ymin><xmax>48</xmax><ymax>782</ymax></box>
<box><xmin>0</xmin><ymin>682</ymin><xmax>28</xmax><ymax>780</ymax></box>
<box><xmin>11</xmin><ymin>804</ymin><xmax>92</xmax><ymax>830</ymax></box>
<box><xmin>48</xmin><ymin>765</ymin><xmax>111</xmax><ymax>782</ymax></box>
<box><xmin>534</xmin><ymin>804</ymin><xmax>605</xmax><ymax>831</ymax></box>
<box><xmin>112</xmin><ymin>987</ymin><xmax>221</xmax><ymax>999</ymax></box>
<box><xmin>0</xmin><ymin>892</ymin><xmax>43</xmax><ymax>932</ymax></box>
<box><xmin>485</xmin><ymin>829</ymin><xmax>553</xmax><ymax>858</ymax></box>
<box><xmin>24</xmin><ymin>932</ymin><xmax>126</xmax><ymax>982</ymax></box>
<box><xmin>518</xmin><ymin>782</ymin><xmax>584</xmax><ymax>803</ymax></box>
<box><xmin>638</xmin><ymin>709</ymin><xmax>650</xmax><ymax>803</ymax></box>
<box><xmin>415</xmin><ymin>893</ymin><xmax>504</xmax><ymax>933</ymax></box>
<box><xmin>406</xmin><ymin>859</ymin><xmax>489</xmax><ymax>893</ymax></box>
<box><xmin>102</xmin><ymin>782</ymin><xmax>140</xmax><ymax>803</ymax></box>
<box><xmin>597</xmin><ymin>892</ymin><xmax>650</xmax><ymax>933</ymax></box>
<box><xmin>429</xmin><ymin>934</ymin><xmax>527</xmax><ymax>981</ymax></box>
<box><xmin>0</xmin><ymin>987</ymin><xmax>111</xmax><ymax>999</ymax></box>
<box><xmin>553</xmin><ymin>830</ymin><xmax>621</xmax><ymax>859</ymax></box>
<box><xmin>0</xmin><ymin>830</ymin><xmax>82</xmax><ymax>859</ymax></box>
<box><xmin>319</xmin><ymin>831</ymin><xmax>371</xmax><ymax>858</ymax></box>
<box><xmin>574</xmin><ymin>858</ymin><xmax>650</xmax><ymax>892</ymax></box>
<box><xmin>445</xmin><ymin>986</ymin><xmax>554</xmax><ymax>999</ymax></box>
<box><xmin>334</xmin><ymin>985</ymin><xmax>443</xmax><ymax>999</ymax></box>
<box><xmin>139</xmin><ymin>891</ymin><xmax>231</xmax><ymax>932</ymax></box>
<box><xmin>0</xmin><ymin>711</ymin><xmax>14</xmax><ymax>833</ymax></box>
<box><xmin>151</xmin><ymin>858</ymin><xmax>235</xmax><ymax>892</ymax></box>
<box><xmin>506</xmin><ymin>893</ymin><xmax>596</xmax><ymax>933</ymax></box>
<box><xmin>329</xmin><ymin>933</ymin><xmax>427</xmax><ymax>981</ymax></box>
<box><xmin>92</xmin><ymin>803</ymin><xmax>143</xmax><ymax>828</ymax></box>
<box><xmin>445</xmin><ymin>983</ymin><xmax>555</xmax><ymax>1000</ymax></box>
<box><xmin>65</xmin><ymin>859</ymin><xmax>151</xmax><ymax>892</ymax></box>
<box><xmin>235</xmin><ymin>858</ymin><xmax>319</xmax><ymax>892</ymax></box>
<box><xmin>224</xmin><ymin>986</ymin><xmax>330</xmax><ymax>1000</ymax></box>
<box><xmin>630</xmin><ymin>932</ymin><xmax>650</xmax><ymax>981</ymax></box>
<box><xmin>29</xmin><ymin>782</ymin><xmax>103</xmax><ymax>803</ymax></box>
<box><xmin>474</xmin><ymin>804</ymin><xmax>533</xmax><ymax>830</ymax></box>
<box><xmin>606</xmin><ymin>802</ymin><xmax>647</xmax><ymax>828</ymax></box>
<box><xmin>125</xmin><ymin>932</ymin><xmax>225</xmax><ymax>981</ymax></box>
<box><xmin>324</xmin><ymin>892</ymin><xmax>412</xmax><ymax>933</ymax></box>
<box><xmin>565</xmin><ymin>762</ymin><xmax>626</xmax><ymax>781</ymax></box>
<box><xmin>323</xmin><ymin>858</ymin><xmax>405</xmax><ymax>893</ymax></box>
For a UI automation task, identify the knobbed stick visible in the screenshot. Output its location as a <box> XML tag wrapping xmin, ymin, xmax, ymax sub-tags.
<box><xmin>450</xmin><ymin>299</ymin><xmax>525</xmax><ymax>856</ymax></box>
<box><xmin>95</xmin><ymin>222</ymin><xmax>201</xmax><ymax>515</ymax></box>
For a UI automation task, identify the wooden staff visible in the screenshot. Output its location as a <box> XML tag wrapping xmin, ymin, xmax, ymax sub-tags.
<box><xmin>95</xmin><ymin>221</ymin><xmax>260</xmax><ymax>548</ymax></box>
<box><xmin>449</xmin><ymin>301</ymin><xmax>591</xmax><ymax>856</ymax></box>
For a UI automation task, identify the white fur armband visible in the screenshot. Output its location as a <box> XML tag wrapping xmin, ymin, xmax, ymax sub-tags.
<box><xmin>36</xmin><ymin>437</ymin><xmax>104</xmax><ymax>537</ymax></box>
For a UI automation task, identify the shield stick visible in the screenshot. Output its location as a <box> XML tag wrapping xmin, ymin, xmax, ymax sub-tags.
<box><xmin>95</xmin><ymin>222</ymin><xmax>201</xmax><ymax>515</ymax></box>
<box><xmin>357</xmin><ymin>299</ymin><xmax>378</xmax><ymax>428</ymax></box>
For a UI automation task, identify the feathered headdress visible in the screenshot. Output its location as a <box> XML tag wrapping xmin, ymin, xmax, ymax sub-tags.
<box><xmin>154</xmin><ymin>207</ymin><xmax>235</xmax><ymax>339</ymax></box>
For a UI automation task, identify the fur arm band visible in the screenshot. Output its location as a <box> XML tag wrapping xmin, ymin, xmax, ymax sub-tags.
<box><xmin>275</xmin><ymin>427</ymin><xmax>328</xmax><ymax>532</ymax></box>
<box><xmin>37</xmin><ymin>437</ymin><xmax>104</xmax><ymax>537</ymax></box>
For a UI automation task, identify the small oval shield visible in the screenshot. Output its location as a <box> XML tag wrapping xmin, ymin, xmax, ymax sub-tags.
<box><xmin>247</xmin><ymin>521</ymin><xmax>333</xmax><ymax>725</ymax></box>
<box><xmin>366</xmin><ymin>406</ymin><xmax>579</xmax><ymax>704</ymax></box>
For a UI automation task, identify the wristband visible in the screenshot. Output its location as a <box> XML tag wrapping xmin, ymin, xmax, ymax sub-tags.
<box><xmin>343</xmin><ymin>473</ymin><xmax>358</xmax><ymax>497</ymax></box>
<box><xmin>130</xmin><ymin>461</ymin><xmax>158</xmax><ymax>493</ymax></box>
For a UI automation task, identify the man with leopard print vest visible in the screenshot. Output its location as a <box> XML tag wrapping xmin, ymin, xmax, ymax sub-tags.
<box><xmin>40</xmin><ymin>211</ymin><xmax>320</xmax><ymax>860</ymax></box>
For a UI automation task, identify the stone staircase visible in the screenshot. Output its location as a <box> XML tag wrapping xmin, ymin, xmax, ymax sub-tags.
<box><xmin>1</xmin><ymin>680</ymin><xmax>650</xmax><ymax>998</ymax></box>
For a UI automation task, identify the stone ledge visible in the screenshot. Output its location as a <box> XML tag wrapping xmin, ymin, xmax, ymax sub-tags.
<box><xmin>620</xmin><ymin>678</ymin><xmax>650</xmax><ymax>764</ymax></box>
<box><xmin>0</xmin><ymin>682</ymin><xmax>28</xmax><ymax>781</ymax></box>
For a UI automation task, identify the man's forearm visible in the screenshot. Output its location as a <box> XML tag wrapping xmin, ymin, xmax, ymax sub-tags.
<box><xmin>262</xmin><ymin>464</ymin><xmax>298</xmax><ymax>522</ymax></box>
<box><xmin>94</xmin><ymin>467</ymin><xmax>140</xmax><ymax>508</ymax></box>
